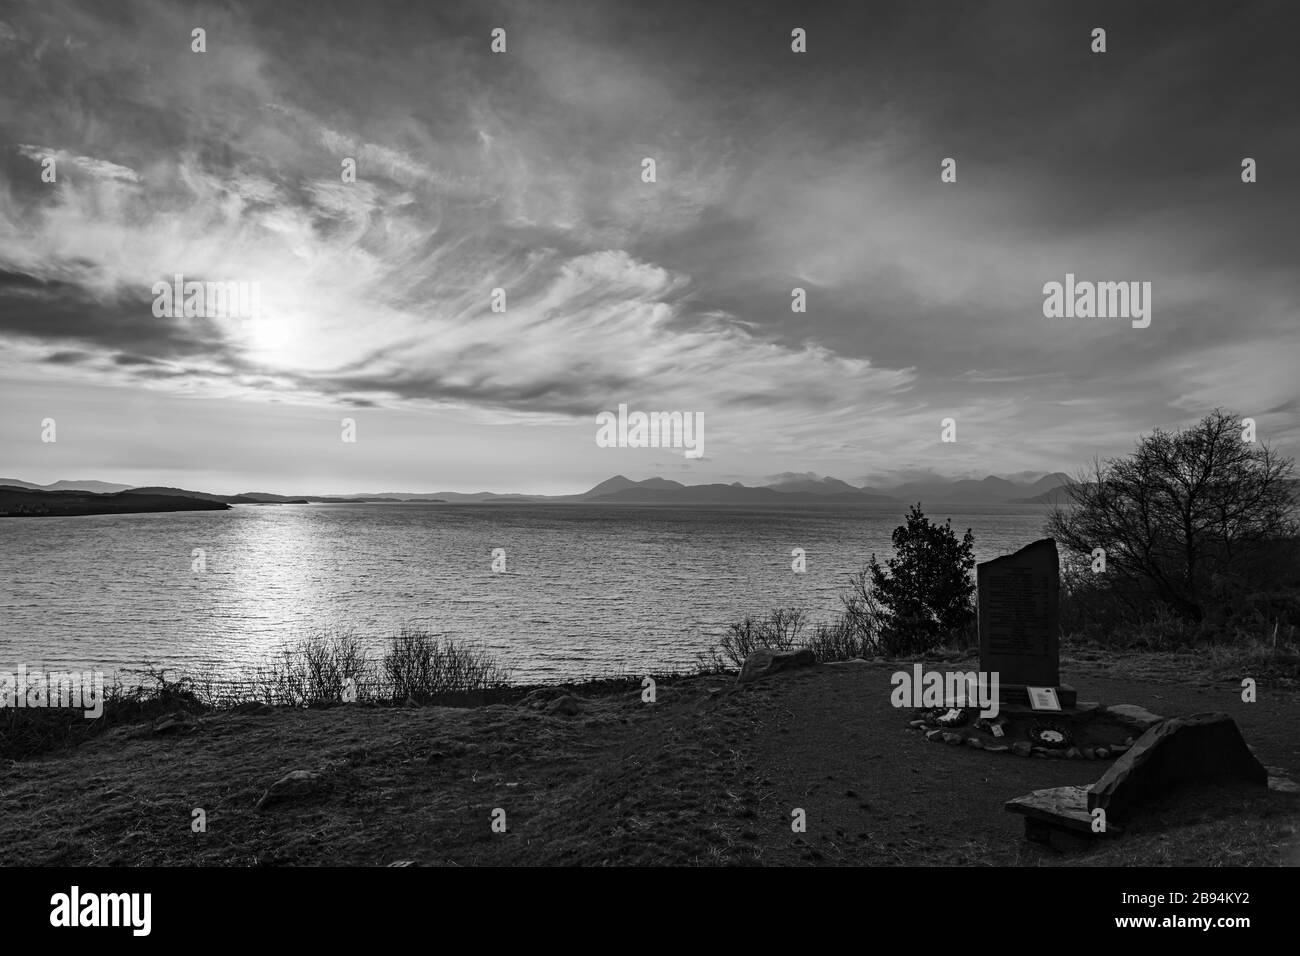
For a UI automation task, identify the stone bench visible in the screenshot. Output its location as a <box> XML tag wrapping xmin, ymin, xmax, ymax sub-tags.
<box><xmin>1005</xmin><ymin>712</ymin><xmax>1275</xmax><ymax>850</ymax></box>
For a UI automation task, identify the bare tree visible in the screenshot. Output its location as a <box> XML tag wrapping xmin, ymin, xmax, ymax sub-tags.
<box><xmin>1048</xmin><ymin>410</ymin><xmax>1297</xmax><ymax>622</ymax></box>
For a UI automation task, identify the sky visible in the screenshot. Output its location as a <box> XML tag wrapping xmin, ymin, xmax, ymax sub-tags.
<box><xmin>1</xmin><ymin>0</ymin><xmax>1297</xmax><ymax>495</ymax></box>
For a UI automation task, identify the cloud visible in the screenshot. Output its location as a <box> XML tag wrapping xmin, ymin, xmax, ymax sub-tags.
<box><xmin>0</xmin><ymin>0</ymin><xmax>1295</xmax><ymax>488</ymax></box>
<box><xmin>17</xmin><ymin>145</ymin><xmax>139</xmax><ymax>182</ymax></box>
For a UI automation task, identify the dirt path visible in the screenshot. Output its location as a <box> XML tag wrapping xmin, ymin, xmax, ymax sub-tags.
<box><xmin>1</xmin><ymin>657</ymin><xmax>1296</xmax><ymax>866</ymax></box>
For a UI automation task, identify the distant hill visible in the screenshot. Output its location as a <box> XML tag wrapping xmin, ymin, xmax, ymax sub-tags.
<box><xmin>125</xmin><ymin>487</ymin><xmax>317</xmax><ymax>505</ymax></box>
<box><xmin>1011</xmin><ymin>484</ymin><xmax>1084</xmax><ymax>505</ymax></box>
<box><xmin>311</xmin><ymin>495</ymin><xmax>453</xmax><ymax>503</ymax></box>
<box><xmin>45</xmin><ymin>479</ymin><xmax>136</xmax><ymax>493</ymax></box>
<box><xmin>0</xmin><ymin>479</ymin><xmax>134</xmax><ymax>493</ymax></box>
<box><xmin>0</xmin><ymin>487</ymin><xmax>230</xmax><ymax>517</ymax></box>
<box><xmin>584</xmin><ymin>475</ymin><xmax>685</xmax><ymax>497</ymax></box>
<box><xmin>229</xmin><ymin>495</ymin><xmax>313</xmax><ymax>504</ymax></box>
<box><xmin>1023</xmin><ymin>472</ymin><xmax>1074</xmax><ymax>496</ymax></box>
<box><xmin>884</xmin><ymin>473</ymin><xmax>1074</xmax><ymax>504</ymax></box>
<box><xmin>125</xmin><ymin>486</ymin><xmax>231</xmax><ymax>502</ymax></box>
<box><xmin>887</xmin><ymin>475</ymin><xmax>1023</xmax><ymax>503</ymax></box>
<box><xmin>228</xmin><ymin>492</ymin><xmax>309</xmax><ymax>503</ymax></box>
<box><xmin>393</xmin><ymin>491</ymin><xmax>530</xmax><ymax>503</ymax></box>
<box><xmin>582</xmin><ymin>478</ymin><xmax>898</xmax><ymax>506</ymax></box>
<box><xmin>764</xmin><ymin>476</ymin><xmax>863</xmax><ymax>495</ymax></box>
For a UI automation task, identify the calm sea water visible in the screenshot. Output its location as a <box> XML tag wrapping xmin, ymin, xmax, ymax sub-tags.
<box><xmin>0</xmin><ymin>502</ymin><xmax>1053</xmax><ymax>682</ymax></box>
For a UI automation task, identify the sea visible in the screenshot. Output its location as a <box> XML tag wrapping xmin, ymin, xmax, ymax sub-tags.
<box><xmin>0</xmin><ymin>502</ymin><xmax>1054</xmax><ymax>683</ymax></box>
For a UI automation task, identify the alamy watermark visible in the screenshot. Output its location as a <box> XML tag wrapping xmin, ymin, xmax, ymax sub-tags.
<box><xmin>1042</xmin><ymin>273</ymin><xmax>1151</xmax><ymax>328</ymax></box>
<box><xmin>152</xmin><ymin>274</ymin><xmax>262</xmax><ymax>320</ymax></box>
<box><xmin>890</xmin><ymin>665</ymin><xmax>1000</xmax><ymax>719</ymax></box>
<box><xmin>0</xmin><ymin>664</ymin><xmax>105</xmax><ymax>718</ymax></box>
<box><xmin>595</xmin><ymin>403</ymin><xmax>704</xmax><ymax>458</ymax></box>
<box><xmin>50</xmin><ymin>886</ymin><xmax>151</xmax><ymax>936</ymax></box>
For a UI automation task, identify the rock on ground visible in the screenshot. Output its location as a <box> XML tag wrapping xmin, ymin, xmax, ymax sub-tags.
<box><xmin>1105</xmin><ymin>704</ymin><xmax>1164</xmax><ymax>732</ymax></box>
<box><xmin>546</xmin><ymin>695</ymin><xmax>585</xmax><ymax>716</ymax></box>
<box><xmin>736</xmin><ymin>648</ymin><xmax>816</xmax><ymax>684</ymax></box>
<box><xmin>1088</xmin><ymin>712</ymin><xmax>1268</xmax><ymax>820</ymax></box>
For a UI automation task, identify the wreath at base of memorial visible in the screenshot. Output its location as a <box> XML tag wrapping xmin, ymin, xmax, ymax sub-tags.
<box><xmin>1028</xmin><ymin>720</ymin><xmax>1072</xmax><ymax>749</ymax></box>
<box><xmin>924</xmin><ymin>706</ymin><xmax>970</xmax><ymax>728</ymax></box>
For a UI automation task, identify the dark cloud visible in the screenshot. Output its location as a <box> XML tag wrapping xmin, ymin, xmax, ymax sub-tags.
<box><xmin>0</xmin><ymin>269</ymin><xmax>242</xmax><ymax>364</ymax></box>
<box><xmin>41</xmin><ymin>349</ymin><xmax>91</xmax><ymax>364</ymax></box>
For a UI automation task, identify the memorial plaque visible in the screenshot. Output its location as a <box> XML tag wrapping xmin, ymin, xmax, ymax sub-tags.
<box><xmin>1027</xmin><ymin>686</ymin><xmax>1062</xmax><ymax>711</ymax></box>
<box><xmin>978</xmin><ymin>538</ymin><xmax>1060</xmax><ymax>688</ymax></box>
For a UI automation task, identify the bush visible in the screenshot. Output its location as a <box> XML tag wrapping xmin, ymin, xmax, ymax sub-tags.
<box><xmin>381</xmin><ymin>626</ymin><xmax>511</xmax><ymax>701</ymax></box>
<box><xmin>838</xmin><ymin>567</ymin><xmax>884</xmax><ymax>650</ymax></box>
<box><xmin>712</xmin><ymin>608</ymin><xmax>807</xmax><ymax>668</ymax></box>
<box><xmin>247</xmin><ymin>629</ymin><xmax>372</xmax><ymax>706</ymax></box>
<box><xmin>804</xmin><ymin>614</ymin><xmax>870</xmax><ymax>662</ymax></box>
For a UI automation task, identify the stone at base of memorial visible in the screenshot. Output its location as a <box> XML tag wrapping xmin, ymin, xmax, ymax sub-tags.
<box><xmin>966</xmin><ymin>737</ymin><xmax>984</xmax><ymax>749</ymax></box>
<box><xmin>925</xmin><ymin>729</ymin><xmax>944</xmax><ymax>742</ymax></box>
<box><xmin>1105</xmin><ymin>703</ymin><xmax>1164</xmax><ymax>732</ymax></box>
<box><xmin>1005</xmin><ymin>785</ymin><xmax>1122</xmax><ymax>850</ymax></box>
<box><xmin>942</xmin><ymin>732</ymin><xmax>963</xmax><ymax>745</ymax></box>
<box><xmin>984</xmin><ymin>743</ymin><xmax>1010</xmax><ymax>754</ymax></box>
<box><xmin>1012</xmin><ymin>742</ymin><xmax>1032</xmax><ymax>757</ymax></box>
<box><xmin>1087</xmin><ymin>713</ymin><xmax>1269</xmax><ymax>820</ymax></box>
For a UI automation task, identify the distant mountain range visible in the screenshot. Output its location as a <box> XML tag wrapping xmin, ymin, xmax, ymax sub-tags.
<box><xmin>0</xmin><ymin>478</ymin><xmax>137</xmax><ymax>493</ymax></box>
<box><xmin>564</xmin><ymin>473</ymin><xmax>1075</xmax><ymax>505</ymax></box>
<box><xmin>883</xmin><ymin>473</ymin><xmax>1075</xmax><ymax>504</ymax></box>
<box><xmin>0</xmin><ymin>472</ymin><xmax>1079</xmax><ymax>517</ymax></box>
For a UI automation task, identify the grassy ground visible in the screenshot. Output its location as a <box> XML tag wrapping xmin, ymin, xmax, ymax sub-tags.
<box><xmin>1</xmin><ymin>652</ymin><xmax>1297</xmax><ymax>866</ymax></box>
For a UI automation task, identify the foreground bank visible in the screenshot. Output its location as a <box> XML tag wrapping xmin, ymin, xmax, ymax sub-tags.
<box><xmin>2</xmin><ymin>653</ymin><xmax>1297</xmax><ymax>866</ymax></box>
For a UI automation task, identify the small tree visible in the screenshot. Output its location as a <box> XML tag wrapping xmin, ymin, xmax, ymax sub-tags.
<box><xmin>1049</xmin><ymin>409</ymin><xmax>1297</xmax><ymax>625</ymax></box>
<box><xmin>866</xmin><ymin>504</ymin><xmax>976</xmax><ymax>655</ymax></box>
